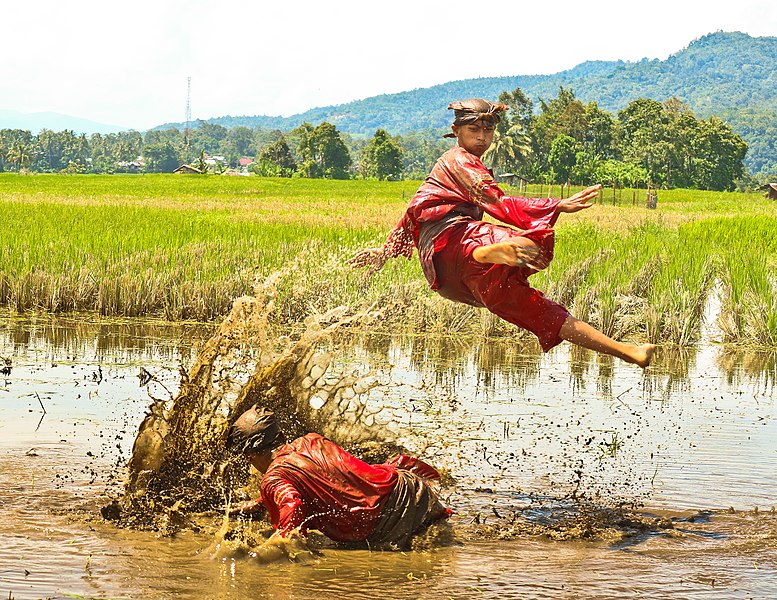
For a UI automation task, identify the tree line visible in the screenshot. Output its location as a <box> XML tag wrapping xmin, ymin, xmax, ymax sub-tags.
<box><xmin>0</xmin><ymin>87</ymin><xmax>754</xmax><ymax>191</ymax></box>
<box><xmin>484</xmin><ymin>87</ymin><xmax>750</xmax><ymax>191</ymax></box>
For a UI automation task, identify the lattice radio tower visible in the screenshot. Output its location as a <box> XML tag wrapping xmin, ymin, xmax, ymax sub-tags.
<box><xmin>184</xmin><ymin>76</ymin><xmax>192</xmax><ymax>147</ymax></box>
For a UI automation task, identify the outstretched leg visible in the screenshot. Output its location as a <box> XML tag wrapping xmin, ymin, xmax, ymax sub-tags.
<box><xmin>558</xmin><ymin>316</ymin><xmax>656</xmax><ymax>368</ymax></box>
<box><xmin>442</xmin><ymin>221</ymin><xmax>655</xmax><ymax>367</ymax></box>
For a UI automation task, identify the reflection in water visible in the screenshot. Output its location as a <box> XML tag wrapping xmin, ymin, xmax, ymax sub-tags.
<box><xmin>400</xmin><ymin>334</ymin><xmax>543</xmax><ymax>396</ymax></box>
<box><xmin>641</xmin><ymin>346</ymin><xmax>697</xmax><ymax>401</ymax></box>
<box><xmin>718</xmin><ymin>347</ymin><xmax>777</xmax><ymax>392</ymax></box>
<box><xmin>5</xmin><ymin>313</ymin><xmax>773</xmax><ymax>402</ymax></box>
<box><xmin>0</xmin><ymin>312</ymin><xmax>212</xmax><ymax>363</ymax></box>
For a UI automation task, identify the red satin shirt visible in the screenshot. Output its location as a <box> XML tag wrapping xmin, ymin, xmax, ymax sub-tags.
<box><xmin>259</xmin><ymin>433</ymin><xmax>440</xmax><ymax>542</ymax></box>
<box><xmin>384</xmin><ymin>145</ymin><xmax>561</xmax><ymax>288</ymax></box>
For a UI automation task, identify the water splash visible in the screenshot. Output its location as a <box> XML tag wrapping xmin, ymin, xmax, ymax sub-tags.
<box><xmin>117</xmin><ymin>271</ymin><xmax>395</xmax><ymax>531</ymax></box>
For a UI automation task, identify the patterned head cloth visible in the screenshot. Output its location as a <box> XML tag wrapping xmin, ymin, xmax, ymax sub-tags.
<box><xmin>444</xmin><ymin>98</ymin><xmax>509</xmax><ymax>137</ymax></box>
<box><xmin>226</xmin><ymin>405</ymin><xmax>287</xmax><ymax>455</ymax></box>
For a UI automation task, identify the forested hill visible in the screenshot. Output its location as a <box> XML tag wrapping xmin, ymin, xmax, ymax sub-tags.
<box><xmin>158</xmin><ymin>31</ymin><xmax>777</xmax><ymax>175</ymax></box>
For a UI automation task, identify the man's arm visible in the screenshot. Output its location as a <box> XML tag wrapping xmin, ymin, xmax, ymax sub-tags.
<box><xmin>228</xmin><ymin>497</ymin><xmax>266</xmax><ymax>517</ymax></box>
<box><xmin>262</xmin><ymin>477</ymin><xmax>308</xmax><ymax>536</ymax></box>
<box><xmin>450</xmin><ymin>152</ymin><xmax>562</xmax><ymax>230</ymax></box>
<box><xmin>348</xmin><ymin>214</ymin><xmax>414</xmax><ymax>277</ymax></box>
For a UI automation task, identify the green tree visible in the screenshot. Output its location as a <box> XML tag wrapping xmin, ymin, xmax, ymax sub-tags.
<box><xmin>397</xmin><ymin>131</ymin><xmax>451</xmax><ymax>179</ymax></box>
<box><xmin>617</xmin><ymin>98</ymin><xmax>673</xmax><ymax>185</ymax></box>
<box><xmin>188</xmin><ymin>121</ymin><xmax>228</xmax><ymax>155</ymax></box>
<box><xmin>481</xmin><ymin>124</ymin><xmax>532</xmax><ymax>175</ymax></box>
<box><xmin>595</xmin><ymin>159</ymin><xmax>650</xmax><ymax>188</ymax></box>
<box><xmin>360</xmin><ymin>129</ymin><xmax>403</xmax><ymax>180</ymax></box>
<box><xmin>615</xmin><ymin>96</ymin><xmax>747</xmax><ymax>189</ymax></box>
<box><xmin>114</xmin><ymin>130</ymin><xmax>143</xmax><ymax>162</ymax></box>
<box><xmin>290</xmin><ymin>123</ymin><xmax>315</xmax><ymax>160</ymax></box>
<box><xmin>582</xmin><ymin>102</ymin><xmax>616</xmax><ymax>160</ymax></box>
<box><xmin>548</xmin><ymin>134</ymin><xmax>578</xmax><ymax>183</ymax></box>
<box><xmin>143</xmin><ymin>141</ymin><xmax>179</xmax><ymax>173</ymax></box>
<box><xmin>291</xmin><ymin>122</ymin><xmax>351</xmax><ymax>179</ymax></box>
<box><xmin>255</xmin><ymin>135</ymin><xmax>296</xmax><ymax>177</ymax></box>
<box><xmin>0</xmin><ymin>129</ymin><xmax>33</xmax><ymax>171</ymax></box>
<box><xmin>224</xmin><ymin>126</ymin><xmax>256</xmax><ymax>164</ymax></box>
<box><xmin>6</xmin><ymin>140</ymin><xmax>32</xmax><ymax>171</ymax></box>
<box><xmin>498</xmin><ymin>87</ymin><xmax>534</xmax><ymax>132</ymax></box>
<box><xmin>314</xmin><ymin>122</ymin><xmax>352</xmax><ymax>179</ymax></box>
<box><xmin>690</xmin><ymin>117</ymin><xmax>748</xmax><ymax>191</ymax></box>
<box><xmin>193</xmin><ymin>149</ymin><xmax>208</xmax><ymax>173</ymax></box>
<box><xmin>291</xmin><ymin>122</ymin><xmax>323</xmax><ymax>178</ymax></box>
<box><xmin>534</xmin><ymin>88</ymin><xmax>581</xmax><ymax>138</ymax></box>
<box><xmin>35</xmin><ymin>129</ymin><xmax>66</xmax><ymax>171</ymax></box>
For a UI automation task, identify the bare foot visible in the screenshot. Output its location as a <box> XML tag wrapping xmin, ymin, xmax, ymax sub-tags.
<box><xmin>630</xmin><ymin>344</ymin><xmax>656</xmax><ymax>368</ymax></box>
<box><xmin>473</xmin><ymin>239</ymin><xmax>546</xmax><ymax>269</ymax></box>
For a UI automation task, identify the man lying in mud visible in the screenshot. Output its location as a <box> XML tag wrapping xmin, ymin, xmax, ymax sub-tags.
<box><xmin>226</xmin><ymin>404</ymin><xmax>451</xmax><ymax>550</ymax></box>
<box><xmin>350</xmin><ymin>98</ymin><xmax>655</xmax><ymax>368</ymax></box>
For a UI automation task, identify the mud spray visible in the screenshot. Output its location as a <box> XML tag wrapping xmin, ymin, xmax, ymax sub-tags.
<box><xmin>108</xmin><ymin>271</ymin><xmax>678</xmax><ymax>547</ymax></box>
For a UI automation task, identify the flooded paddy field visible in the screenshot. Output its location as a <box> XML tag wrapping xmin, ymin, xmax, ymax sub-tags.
<box><xmin>1</xmin><ymin>315</ymin><xmax>776</xmax><ymax>599</ymax></box>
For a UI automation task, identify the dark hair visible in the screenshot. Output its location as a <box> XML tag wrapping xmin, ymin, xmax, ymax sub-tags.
<box><xmin>226</xmin><ymin>405</ymin><xmax>287</xmax><ymax>454</ymax></box>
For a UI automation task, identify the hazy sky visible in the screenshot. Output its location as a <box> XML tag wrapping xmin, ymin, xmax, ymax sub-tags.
<box><xmin>4</xmin><ymin>0</ymin><xmax>775</xmax><ymax>130</ymax></box>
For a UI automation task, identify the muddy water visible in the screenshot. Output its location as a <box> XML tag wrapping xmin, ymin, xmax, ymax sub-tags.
<box><xmin>1</xmin><ymin>316</ymin><xmax>776</xmax><ymax>599</ymax></box>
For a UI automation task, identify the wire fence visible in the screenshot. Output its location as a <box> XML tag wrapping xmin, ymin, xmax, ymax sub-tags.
<box><xmin>500</xmin><ymin>179</ymin><xmax>659</xmax><ymax>209</ymax></box>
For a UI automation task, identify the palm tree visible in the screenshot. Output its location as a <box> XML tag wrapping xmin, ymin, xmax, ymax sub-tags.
<box><xmin>482</xmin><ymin>124</ymin><xmax>532</xmax><ymax>174</ymax></box>
<box><xmin>6</xmin><ymin>142</ymin><xmax>31</xmax><ymax>171</ymax></box>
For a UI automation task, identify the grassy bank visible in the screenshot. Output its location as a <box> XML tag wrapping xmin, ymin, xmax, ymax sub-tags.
<box><xmin>1</xmin><ymin>173</ymin><xmax>775</xmax><ymax>346</ymax></box>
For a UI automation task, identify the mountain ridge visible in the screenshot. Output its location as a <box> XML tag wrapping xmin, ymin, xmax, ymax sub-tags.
<box><xmin>153</xmin><ymin>31</ymin><xmax>777</xmax><ymax>174</ymax></box>
<box><xmin>3</xmin><ymin>31</ymin><xmax>774</xmax><ymax>175</ymax></box>
<box><xmin>158</xmin><ymin>31</ymin><xmax>775</xmax><ymax>132</ymax></box>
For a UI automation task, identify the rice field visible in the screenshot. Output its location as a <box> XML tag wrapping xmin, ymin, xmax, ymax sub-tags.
<box><xmin>1</xmin><ymin>173</ymin><xmax>775</xmax><ymax>347</ymax></box>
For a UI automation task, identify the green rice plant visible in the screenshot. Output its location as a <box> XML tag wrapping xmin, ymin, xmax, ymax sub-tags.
<box><xmin>685</xmin><ymin>216</ymin><xmax>777</xmax><ymax>347</ymax></box>
<box><xmin>645</xmin><ymin>233</ymin><xmax>717</xmax><ymax>346</ymax></box>
<box><xmin>541</xmin><ymin>221</ymin><xmax>673</xmax><ymax>342</ymax></box>
<box><xmin>2</xmin><ymin>174</ymin><xmax>777</xmax><ymax>346</ymax></box>
<box><xmin>718</xmin><ymin>249</ymin><xmax>777</xmax><ymax>346</ymax></box>
<box><xmin>593</xmin><ymin>286</ymin><xmax>619</xmax><ymax>338</ymax></box>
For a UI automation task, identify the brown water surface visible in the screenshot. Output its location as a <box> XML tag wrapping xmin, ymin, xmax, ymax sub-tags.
<box><xmin>1</xmin><ymin>316</ymin><xmax>776</xmax><ymax>599</ymax></box>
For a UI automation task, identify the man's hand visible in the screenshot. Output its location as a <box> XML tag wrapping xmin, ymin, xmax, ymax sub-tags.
<box><xmin>228</xmin><ymin>499</ymin><xmax>265</xmax><ymax>518</ymax></box>
<box><xmin>347</xmin><ymin>247</ymin><xmax>389</xmax><ymax>279</ymax></box>
<box><xmin>557</xmin><ymin>184</ymin><xmax>601</xmax><ymax>214</ymax></box>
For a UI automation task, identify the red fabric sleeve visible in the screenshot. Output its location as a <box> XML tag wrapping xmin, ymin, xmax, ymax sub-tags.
<box><xmin>450</xmin><ymin>150</ymin><xmax>561</xmax><ymax>231</ymax></box>
<box><xmin>384</xmin><ymin>455</ymin><xmax>440</xmax><ymax>480</ymax></box>
<box><xmin>261</xmin><ymin>477</ymin><xmax>307</xmax><ymax>536</ymax></box>
<box><xmin>383</xmin><ymin>214</ymin><xmax>415</xmax><ymax>259</ymax></box>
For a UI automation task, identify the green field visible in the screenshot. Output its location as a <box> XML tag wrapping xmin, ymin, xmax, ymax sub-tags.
<box><xmin>1</xmin><ymin>173</ymin><xmax>776</xmax><ymax>347</ymax></box>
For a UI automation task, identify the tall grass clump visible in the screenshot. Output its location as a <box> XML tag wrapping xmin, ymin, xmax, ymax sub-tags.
<box><xmin>642</xmin><ymin>233</ymin><xmax>716</xmax><ymax>346</ymax></box>
<box><xmin>0</xmin><ymin>198</ymin><xmax>380</xmax><ymax>320</ymax></box>
<box><xmin>539</xmin><ymin>222</ymin><xmax>674</xmax><ymax>342</ymax></box>
<box><xmin>691</xmin><ymin>216</ymin><xmax>777</xmax><ymax>347</ymax></box>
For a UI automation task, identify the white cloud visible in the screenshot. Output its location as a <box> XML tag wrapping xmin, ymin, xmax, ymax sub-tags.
<box><xmin>1</xmin><ymin>0</ymin><xmax>773</xmax><ymax>129</ymax></box>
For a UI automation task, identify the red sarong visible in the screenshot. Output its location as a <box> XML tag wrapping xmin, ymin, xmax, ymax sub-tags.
<box><xmin>432</xmin><ymin>220</ymin><xmax>569</xmax><ymax>351</ymax></box>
